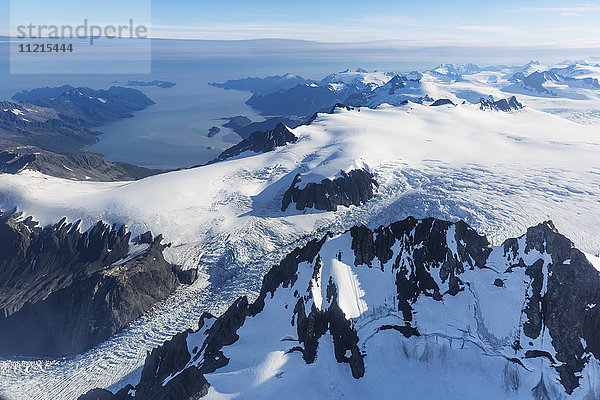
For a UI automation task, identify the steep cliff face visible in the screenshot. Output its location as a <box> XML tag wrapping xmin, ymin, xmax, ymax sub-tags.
<box><xmin>82</xmin><ymin>217</ymin><xmax>600</xmax><ymax>399</ymax></box>
<box><xmin>281</xmin><ymin>168</ymin><xmax>377</xmax><ymax>212</ymax></box>
<box><xmin>0</xmin><ymin>212</ymin><xmax>192</xmax><ymax>357</ymax></box>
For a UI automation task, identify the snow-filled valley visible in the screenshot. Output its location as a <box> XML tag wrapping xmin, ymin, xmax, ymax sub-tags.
<box><xmin>1</xmin><ymin>59</ymin><xmax>600</xmax><ymax>399</ymax></box>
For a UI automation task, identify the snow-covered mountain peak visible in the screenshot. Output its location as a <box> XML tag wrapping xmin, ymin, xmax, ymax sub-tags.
<box><xmin>86</xmin><ymin>217</ymin><xmax>600</xmax><ymax>399</ymax></box>
<box><xmin>319</xmin><ymin>69</ymin><xmax>398</xmax><ymax>90</ymax></box>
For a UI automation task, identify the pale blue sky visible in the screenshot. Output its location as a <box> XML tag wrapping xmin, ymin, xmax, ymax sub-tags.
<box><xmin>2</xmin><ymin>0</ymin><xmax>600</xmax><ymax>47</ymax></box>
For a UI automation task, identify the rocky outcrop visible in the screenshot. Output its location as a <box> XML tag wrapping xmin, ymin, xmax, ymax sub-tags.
<box><xmin>503</xmin><ymin>221</ymin><xmax>600</xmax><ymax>393</ymax></box>
<box><xmin>479</xmin><ymin>96</ymin><xmax>523</xmax><ymax>111</ymax></box>
<box><xmin>281</xmin><ymin>168</ymin><xmax>377</xmax><ymax>211</ymax></box>
<box><xmin>222</xmin><ymin>115</ymin><xmax>304</xmax><ymax>139</ymax></box>
<box><xmin>80</xmin><ymin>323</ymin><xmax>211</xmax><ymax>400</ymax></box>
<box><xmin>83</xmin><ymin>217</ymin><xmax>600</xmax><ymax>399</ymax></box>
<box><xmin>207</xmin><ymin>126</ymin><xmax>220</xmax><ymax>137</ymax></box>
<box><xmin>0</xmin><ymin>147</ymin><xmax>164</xmax><ymax>181</ymax></box>
<box><xmin>430</xmin><ymin>98</ymin><xmax>456</xmax><ymax>106</ymax></box>
<box><xmin>212</xmin><ymin>122</ymin><xmax>297</xmax><ymax>162</ymax></box>
<box><xmin>305</xmin><ymin>103</ymin><xmax>355</xmax><ymax>125</ymax></box>
<box><xmin>0</xmin><ymin>212</ymin><xmax>193</xmax><ymax>356</ymax></box>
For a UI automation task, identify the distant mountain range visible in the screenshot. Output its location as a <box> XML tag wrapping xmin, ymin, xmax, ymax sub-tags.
<box><xmin>1</xmin><ymin>85</ymin><xmax>161</xmax><ymax>180</ymax></box>
<box><xmin>208</xmin><ymin>59</ymin><xmax>600</xmax><ymax>132</ymax></box>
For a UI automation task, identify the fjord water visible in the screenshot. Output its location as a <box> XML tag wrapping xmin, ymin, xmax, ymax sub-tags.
<box><xmin>0</xmin><ymin>39</ymin><xmax>385</xmax><ymax>169</ymax></box>
<box><xmin>89</xmin><ymin>60</ymin><xmax>265</xmax><ymax>169</ymax></box>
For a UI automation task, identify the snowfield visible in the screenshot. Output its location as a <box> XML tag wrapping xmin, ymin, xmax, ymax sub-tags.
<box><xmin>1</xmin><ymin>68</ymin><xmax>600</xmax><ymax>398</ymax></box>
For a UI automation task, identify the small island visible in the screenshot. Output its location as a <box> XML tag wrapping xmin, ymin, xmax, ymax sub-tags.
<box><xmin>126</xmin><ymin>80</ymin><xmax>176</xmax><ymax>89</ymax></box>
<box><xmin>207</xmin><ymin>126</ymin><xmax>221</xmax><ymax>137</ymax></box>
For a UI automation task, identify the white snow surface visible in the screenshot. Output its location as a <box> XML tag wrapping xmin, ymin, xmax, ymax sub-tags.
<box><xmin>1</xmin><ymin>64</ymin><xmax>600</xmax><ymax>398</ymax></box>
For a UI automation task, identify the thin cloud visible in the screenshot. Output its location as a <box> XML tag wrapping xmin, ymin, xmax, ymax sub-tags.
<box><xmin>457</xmin><ymin>25</ymin><xmax>520</xmax><ymax>33</ymax></box>
<box><xmin>504</xmin><ymin>4</ymin><xmax>600</xmax><ymax>13</ymax></box>
<box><xmin>560</xmin><ymin>12</ymin><xmax>580</xmax><ymax>17</ymax></box>
<box><xmin>357</xmin><ymin>15</ymin><xmax>421</xmax><ymax>26</ymax></box>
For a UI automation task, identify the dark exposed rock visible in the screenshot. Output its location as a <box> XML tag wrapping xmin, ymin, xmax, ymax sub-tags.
<box><xmin>508</xmin><ymin>221</ymin><xmax>600</xmax><ymax>394</ymax></box>
<box><xmin>292</xmin><ymin>276</ymin><xmax>364</xmax><ymax>379</ymax></box>
<box><xmin>305</xmin><ymin>103</ymin><xmax>355</xmax><ymax>125</ymax></box>
<box><xmin>221</xmin><ymin>115</ymin><xmax>305</xmax><ymax>140</ymax></box>
<box><xmin>494</xmin><ymin>278</ymin><xmax>505</xmax><ymax>287</ymax></box>
<box><xmin>350</xmin><ymin>225</ymin><xmax>377</xmax><ymax>267</ymax></box>
<box><xmin>0</xmin><ymin>212</ymin><xmax>187</xmax><ymax>356</ymax></box>
<box><xmin>212</xmin><ymin>123</ymin><xmax>296</xmax><ymax>162</ymax></box>
<box><xmin>137</xmin><ymin>231</ymin><xmax>154</xmax><ymax>244</ymax></box>
<box><xmin>479</xmin><ymin>96</ymin><xmax>523</xmax><ymax>112</ymax></box>
<box><xmin>173</xmin><ymin>265</ymin><xmax>199</xmax><ymax>285</ymax></box>
<box><xmin>379</xmin><ymin>324</ymin><xmax>420</xmax><ymax>338</ymax></box>
<box><xmin>430</xmin><ymin>98</ymin><xmax>456</xmax><ymax>106</ymax></box>
<box><xmin>281</xmin><ymin>168</ymin><xmax>377</xmax><ymax>212</ymax></box>
<box><xmin>525</xmin><ymin>350</ymin><xmax>555</xmax><ymax>363</ymax></box>
<box><xmin>207</xmin><ymin>126</ymin><xmax>220</xmax><ymax>137</ymax></box>
<box><xmin>350</xmin><ymin>217</ymin><xmax>491</xmax><ymax>316</ymax></box>
<box><xmin>523</xmin><ymin>258</ymin><xmax>545</xmax><ymax>339</ymax></box>
<box><xmin>134</xmin><ymin>328</ymin><xmax>209</xmax><ymax>400</ymax></box>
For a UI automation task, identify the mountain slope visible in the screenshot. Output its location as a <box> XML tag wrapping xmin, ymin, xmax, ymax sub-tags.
<box><xmin>0</xmin><ymin>212</ymin><xmax>193</xmax><ymax>356</ymax></box>
<box><xmin>82</xmin><ymin>217</ymin><xmax>600</xmax><ymax>399</ymax></box>
<box><xmin>0</xmin><ymin>147</ymin><xmax>163</xmax><ymax>181</ymax></box>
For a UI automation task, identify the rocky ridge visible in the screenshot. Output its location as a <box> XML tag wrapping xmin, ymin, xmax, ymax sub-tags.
<box><xmin>81</xmin><ymin>217</ymin><xmax>600</xmax><ymax>399</ymax></box>
<box><xmin>0</xmin><ymin>211</ymin><xmax>194</xmax><ymax>356</ymax></box>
